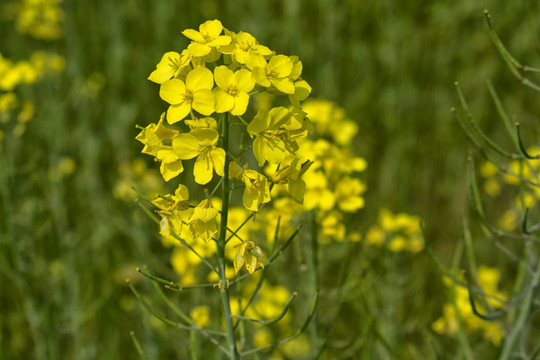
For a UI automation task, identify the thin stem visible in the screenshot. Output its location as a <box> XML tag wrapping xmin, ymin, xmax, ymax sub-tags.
<box><xmin>499</xmin><ymin>266</ymin><xmax>540</xmax><ymax>360</ymax></box>
<box><xmin>217</xmin><ymin>113</ymin><xmax>239</xmax><ymax>359</ymax></box>
<box><xmin>309</xmin><ymin>211</ymin><xmax>320</xmax><ymax>357</ymax></box>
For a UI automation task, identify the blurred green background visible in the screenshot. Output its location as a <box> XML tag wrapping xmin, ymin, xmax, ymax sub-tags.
<box><xmin>2</xmin><ymin>0</ymin><xmax>540</xmax><ymax>358</ymax></box>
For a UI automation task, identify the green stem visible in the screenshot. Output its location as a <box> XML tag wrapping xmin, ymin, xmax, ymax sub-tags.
<box><xmin>499</xmin><ymin>265</ymin><xmax>540</xmax><ymax>360</ymax></box>
<box><xmin>309</xmin><ymin>211</ymin><xmax>319</xmax><ymax>357</ymax></box>
<box><xmin>218</xmin><ymin>113</ymin><xmax>239</xmax><ymax>359</ymax></box>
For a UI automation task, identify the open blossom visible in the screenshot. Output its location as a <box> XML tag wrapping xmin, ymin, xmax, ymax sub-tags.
<box><xmin>247</xmin><ymin>106</ymin><xmax>295</xmax><ymax>167</ymax></box>
<box><xmin>187</xmin><ymin>199</ymin><xmax>219</xmax><ymax>243</ymax></box>
<box><xmin>272</xmin><ymin>157</ymin><xmax>313</xmax><ymax>204</ymax></box>
<box><xmin>241</xmin><ymin>170</ymin><xmax>271</xmax><ymax>212</ymax></box>
<box><xmin>251</xmin><ymin>55</ymin><xmax>296</xmax><ymax>94</ymax></box>
<box><xmin>136</xmin><ymin>112</ymin><xmax>179</xmax><ymax>156</ymax></box>
<box><xmin>172</xmin><ymin>128</ymin><xmax>225</xmax><ymax>185</ymax></box>
<box><xmin>148</xmin><ymin>50</ymin><xmax>191</xmax><ymax>84</ymax></box>
<box><xmin>213</xmin><ymin>66</ymin><xmax>255</xmax><ymax>115</ymax></box>
<box><xmin>182</xmin><ymin>19</ymin><xmax>231</xmax><ymax>57</ymax></box>
<box><xmin>219</xmin><ymin>31</ymin><xmax>272</xmax><ymax>65</ymax></box>
<box><xmin>234</xmin><ymin>241</ymin><xmax>264</xmax><ymax>274</ymax></box>
<box><xmin>159</xmin><ymin>67</ymin><xmax>215</xmax><ymax>124</ymax></box>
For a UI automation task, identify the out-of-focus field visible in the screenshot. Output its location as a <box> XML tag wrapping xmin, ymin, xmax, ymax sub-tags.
<box><xmin>2</xmin><ymin>0</ymin><xmax>540</xmax><ymax>359</ymax></box>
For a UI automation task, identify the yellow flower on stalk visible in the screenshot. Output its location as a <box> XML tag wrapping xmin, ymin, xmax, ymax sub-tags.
<box><xmin>155</xmin><ymin>148</ymin><xmax>183</xmax><ymax>181</ymax></box>
<box><xmin>233</xmin><ymin>241</ymin><xmax>264</xmax><ymax>274</ymax></box>
<box><xmin>148</xmin><ymin>51</ymin><xmax>191</xmax><ymax>84</ymax></box>
<box><xmin>219</xmin><ymin>31</ymin><xmax>272</xmax><ymax>65</ymax></box>
<box><xmin>247</xmin><ymin>107</ymin><xmax>294</xmax><ymax>167</ymax></box>
<box><xmin>182</xmin><ymin>19</ymin><xmax>231</xmax><ymax>57</ymax></box>
<box><xmin>241</xmin><ymin>170</ymin><xmax>271</xmax><ymax>212</ymax></box>
<box><xmin>159</xmin><ymin>67</ymin><xmax>215</xmax><ymax>124</ymax></box>
<box><xmin>186</xmin><ymin>199</ymin><xmax>219</xmax><ymax>243</ymax></box>
<box><xmin>152</xmin><ymin>184</ymin><xmax>191</xmax><ymax>246</ymax></box>
<box><xmin>172</xmin><ymin>128</ymin><xmax>225</xmax><ymax>185</ymax></box>
<box><xmin>135</xmin><ymin>113</ymin><xmax>179</xmax><ymax>154</ymax></box>
<box><xmin>251</xmin><ymin>55</ymin><xmax>296</xmax><ymax>94</ymax></box>
<box><xmin>213</xmin><ymin>66</ymin><xmax>255</xmax><ymax>115</ymax></box>
<box><xmin>152</xmin><ymin>184</ymin><xmax>190</xmax><ymax>212</ymax></box>
<box><xmin>272</xmin><ymin>158</ymin><xmax>313</xmax><ymax>204</ymax></box>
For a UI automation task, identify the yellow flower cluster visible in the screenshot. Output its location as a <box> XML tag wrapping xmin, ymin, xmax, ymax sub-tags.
<box><xmin>479</xmin><ymin>149</ymin><xmax>540</xmax><ymax>231</ymax></box>
<box><xmin>432</xmin><ymin>267</ymin><xmax>506</xmax><ymax>346</ymax></box>
<box><xmin>138</xmin><ymin>19</ymin><xmax>313</xmax><ymax>276</ymax></box>
<box><xmin>365</xmin><ymin>208</ymin><xmax>423</xmax><ymax>252</ymax></box>
<box><xmin>0</xmin><ymin>51</ymin><xmax>65</xmax><ymax>139</ymax></box>
<box><xmin>254</xmin><ymin>99</ymin><xmax>367</xmax><ymax>244</ymax></box>
<box><xmin>3</xmin><ymin>0</ymin><xmax>64</xmax><ymax>40</ymax></box>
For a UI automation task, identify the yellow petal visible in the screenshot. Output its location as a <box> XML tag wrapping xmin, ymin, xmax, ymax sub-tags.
<box><xmin>247</xmin><ymin>108</ymin><xmax>270</xmax><ymax>136</ymax></box>
<box><xmin>210</xmin><ymin>148</ymin><xmax>226</xmax><ymax>176</ymax></box>
<box><xmin>252</xmin><ymin>67</ymin><xmax>270</xmax><ymax>87</ymax></box>
<box><xmin>192</xmin><ymin>128</ymin><xmax>219</xmax><ymax>146</ymax></box>
<box><xmin>160</xmin><ymin>78</ymin><xmax>185</xmax><ymax>104</ymax></box>
<box><xmin>292</xmin><ymin>80</ymin><xmax>311</xmax><ymax>101</ymax></box>
<box><xmin>182</xmin><ymin>29</ymin><xmax>204</xmax><ymax>42</ymax></box>
<box><xmin>270</xmin><ymin>78</ymin><xmax>295</xmax><ymax>94</ymax></box>
<box><xmin>192</xmin><ymin>89</ymin><xmax>215</xmax><ymax>115</ymax></box>
<box><xmin>148</xmin><ymin>51</ymin><xmax>182</xmax><ymax>84</ymax></box>
<box><xmin>214</xmin><ymin>65</ymin><xmax>234</xmax><ymax>89</ymax></box>
<box><xmin>166</xmin><ymin>103</ymin><xmax>191</xmax><ymax>124</ymax></box>
<box><xmin>188</xmin><ymin>42</ymin><xmax>211</xmax><ymax>57</ymax></box>
<box><xmin>214</xmin><ymin>89</ymin><xmax>234</xmax><ymax>113</ymax></box>
<box><xmin>252</xmin><ymin>137</ymin><xmax>266</xmax><ymax>167</ymax></box>
<box><xmin>288</xmin><ymin>179</ymin><xmax>306</xmax><ymax>203</ymax></box>
<box><xmin>186</xmin><ymin>67</ymin><xmax>214</xmax><ymax>90</ymax></box>
<box><xmin>207</xmin><ymin>35</ymin><xmax>231</xmax><ymax>47</ymax></box>
<box><xmin>230</xmin><ymin>92</ymin><xmax>249</xmax><ymax>116</ymax></box>
<box><xmin>194</xmin><ymin>153</ymin><xmax>214</xmax><ymax>184</ymax></box>
<box><xmin>160</xmin><ymin>158</ymin><xmax>184</xmax><ymax>182</ymax></box>
<box><xmin>234</xmin><ymin>69</ymin><xmax>255</xmax><ymax>92</ymax></box>
<box><xmin>172</xmin><ymin>133</ymin><xmax>200</xmax><ymax>159</ymax></box>
<box><xmin>234</xmin><ymin>250</ymin><xmax>245</xmax><ymax>273</ymax></box>
<box><xmin>199</xmin><ymin>19</ymin><xmax>223</xmax><ymax>39</ymax></box>
<box><xmin>243</xmin><ymin>188</ymin><xmax>259</xmax><ymax>212</ymax></box>
<box><xmin>268</xmin><ymin>107</ymin><xmax>290</xmax><ymax>129</ymax></box>
<box><xmin>268</xmin><ymin>55</ymin><xmax>293</xmax><ymax>77</ymax></box>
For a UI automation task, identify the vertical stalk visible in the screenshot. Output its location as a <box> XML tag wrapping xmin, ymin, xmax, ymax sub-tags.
<box><xmin>309</xmin><ymin>211</ymin><xmax>319</xmax><ymax>357</ymax></box>
<box><xmin>499</xmin><ymin>264</ymin><xmax>540</xmax><ymax>360</ymax></box>
<box><xmin>218</xmin><ymin>113</ymin><xmax>239</xmax><ymax>359</ymax></box>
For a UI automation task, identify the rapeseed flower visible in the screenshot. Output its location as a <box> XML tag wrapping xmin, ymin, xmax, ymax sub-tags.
<box><xmin>182</xmin><ymin>19</ymin><xmax>231</xmax><ymax>57</ymax></box>
<box><xmin>241</xmin><ymin>170</ymin><xmax>271</xmax><ymax>212</ymax></box>
<box><xmin>172</xmin><ymin>128</ymin><xmax>225</xmax><ymax>185</ymax></box>
<box><xmin>219</xmin><ymin>31</ymin><xmax>272</xmax><ymax>65</ymax></box>
<box><xmin>186</xmin><ymin>199</ymin><xmax>219</xmax><ymax>243</ymax></box>
<box><xmin>247</xmin><ymin>107</ymin><xmax>295</xmax><ymax>167</ymax></box>
<box><xmin>251</xmin><ymin>55</ymin><xmax>296</xmax><ymax>94</ymax></box>
<box><xmin>159</xmin><ymin>67</ymin><xmax>215</xmax><ymax>124</ymax></box>
<box><xmin>148</xmin><ymin>51</ymin><xmax>191</xmax><ymax>84</ymax></box>
<box><xmin>213</xmin><ymin>66</ymin><xmax>255</xmax><ymax>115</ymax></box>
<box><xmin>233</xmin><ymin>241</ymin><xmax>264</xmax><ymax>274</ymax></box>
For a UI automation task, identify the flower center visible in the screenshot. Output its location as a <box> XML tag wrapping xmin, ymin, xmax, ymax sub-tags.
<box><xmin>183</xmin><ymin>89</ymin><xmax>194</xmax><ymax>103</ymax></box>
<box><xmin>227</xmin><ymin>86</ymin><xmax>239</xmax><ymax>97</ymax></box>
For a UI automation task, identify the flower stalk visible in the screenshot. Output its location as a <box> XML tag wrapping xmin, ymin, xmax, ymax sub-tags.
<box><xmin>217</xmin><ymin>113</ymin><xmax>239</xmax><ymax>359</ymax></box>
